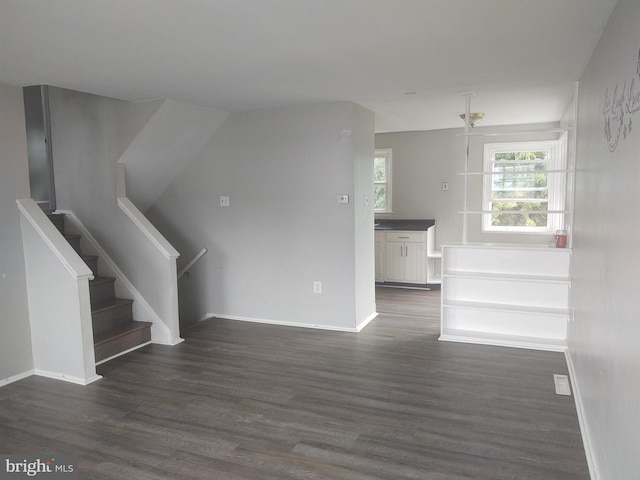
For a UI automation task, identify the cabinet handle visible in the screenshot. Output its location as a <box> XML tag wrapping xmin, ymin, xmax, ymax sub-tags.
<box><xmin>405</xmin><ymin>246</ymin><xmax>408</xmax><ymax>256</ymax></box>
<box><xmin>398</xmin><ymin>236</ymin><xmax>410</xmax><ymax>239</ymax></box>
<box><xmin>400</xmin><ymin>245</ymin><xmax>403</xmax><ymax>257</ymax></box>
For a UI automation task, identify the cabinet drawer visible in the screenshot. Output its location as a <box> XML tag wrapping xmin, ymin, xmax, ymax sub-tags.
<box><xmin>385</xmin><ymin>231</ymin><xmax>426</xmax><ymax>243</ymax></box>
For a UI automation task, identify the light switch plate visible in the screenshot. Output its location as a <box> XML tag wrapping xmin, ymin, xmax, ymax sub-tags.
<box><xmin>220</xmin><ymin>196</ymin><xmax>230</xmax><ymax>207</ymax></box>
<box><xmin>337</xmin><ymin>194</ymin><xmax>349</xmax><ymax>204</ymax></box>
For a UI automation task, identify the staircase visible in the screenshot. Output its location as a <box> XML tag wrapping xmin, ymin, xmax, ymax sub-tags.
<box><xmin>47</xmin><ymin>212</ymin><xmax>152</xmax><ymax>364</ymax></box>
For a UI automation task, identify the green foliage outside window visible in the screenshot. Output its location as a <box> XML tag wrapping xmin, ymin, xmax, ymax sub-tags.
<box><xmin>374</xmin><ymin>184</ymin><xmax>386</xmax><ymax>210</ymax></box>
<box><xmin>374</xmin><ymin>155</ymin><xmax>388</xmax><ymax>211</ymax></box>
<box><xmin>490</xmin><ymin>151</ymin><xmax>549</xmax><ymax>228</ymax></box>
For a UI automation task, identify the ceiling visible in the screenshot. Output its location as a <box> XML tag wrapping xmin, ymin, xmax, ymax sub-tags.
<box><xmin>0</xmin><ymin>0</ymin><xmax>617</xmax><ymax>133</ymax></box>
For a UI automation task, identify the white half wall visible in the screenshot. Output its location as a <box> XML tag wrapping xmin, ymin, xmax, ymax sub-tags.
<box><xmin>18</xmin><ymin>198</ymin><xmax>99</xmax><ymax>385</ymax></box>
<box><xmin>147</xmin><ymin>102</ymin><xmax>376</xmax><ymax>330</ymax></box>
<box><xmin>570</xmin><ymin>1</ymin><xmax>640</xmax><ymax>478</ymax></box>
<box><xmin>0</xmin><ymin>82</ymin><xmax>33</xmax><ymax>384</ymax></box>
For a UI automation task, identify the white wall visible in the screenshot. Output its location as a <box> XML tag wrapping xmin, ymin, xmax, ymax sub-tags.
<box><xmin>376</xmin><ymin>122</ymin><xmax>564</xmax><ymax>248</ymax></box>
<box><xmin>119</xmin><ymin>98</ymin><xmax>229</xmax><ymax>212</ymax></box>
<box><xmin>0</xmin><ymin>82</ymin><xmax>34</xmax><ymax>383</ymax></box>
<box><xmin>570</xmin><ymin>0</ymin><xmax>640</xmax><ymax>478</ymax></box>
<box><xmin>147</xmin><ymin>102</ymin><xmax>376</xmax><ymax>330</ymax></box>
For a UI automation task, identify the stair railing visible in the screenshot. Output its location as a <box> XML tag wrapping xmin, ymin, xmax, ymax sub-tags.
<box><xmin>178</xmin><ymin>248</ymin><xmax>208</xmax><ymax>279</ymax></box>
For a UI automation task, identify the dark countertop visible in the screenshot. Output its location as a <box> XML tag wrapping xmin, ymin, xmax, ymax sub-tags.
<box><xmin>374</xmin><ymin>219</ymin><xmax>435</xmax><ymax>231</ymax></box>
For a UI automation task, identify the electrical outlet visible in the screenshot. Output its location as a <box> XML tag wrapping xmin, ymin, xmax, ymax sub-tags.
<box><xmin>442</xmin><ymin>182</ymin><xmax>449</xmax><ymax>191</ymax></box>
<box><xmin>220</xmin><ymin>196</ymin><xmax>230</xmax><ymax>207</ymax></box>
<box><xmin>313</xmin><ymin>281</ymin><xmax>322</xmax><ymax>294</ymax></box>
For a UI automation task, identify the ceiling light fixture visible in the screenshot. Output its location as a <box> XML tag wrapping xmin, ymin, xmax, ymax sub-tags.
<box><xmin>459</xmin><ymin>112</ymin><xmax>485</xmax><ymax>127</ymax></box>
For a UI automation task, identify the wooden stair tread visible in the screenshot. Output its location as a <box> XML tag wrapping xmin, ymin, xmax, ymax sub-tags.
<box><xmin>91</xmin><ymin>297</ymin><xmax>133</xmax><ymax>314</ymax></box>
<box><xmin>93</xmin><ymin>320</ymin><xmax>152</xmax><ymax>346</ymax></box>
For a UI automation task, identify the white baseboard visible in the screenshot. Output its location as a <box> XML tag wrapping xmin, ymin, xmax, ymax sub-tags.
<box><xmin>0</xmin><ymin>369</ymin><xmax>35</xmax><ymax>388</ymax></box>
<box><xmin>33</xmin><ymin>369</ymin><xmax>102</xmax><ymax>386</ymax></box>
<box><xmin>202</xmin><ymin>313</ymin><xmax>363</xmax><ymax>333</ymax></box>
<box><xmin>95</xmin><ymin>341</ymin><xmax>152</xmax><ymax>366</ymax></box>
<box><xmin>565</xmin><ymin>350</ymin><xmax>599</xmax><ymax>480</ymax></box>
<box><xmin>356</xmin><ymin>311</ymin><xmax>378</xmax><ymax>332</ymax></box>
<box><xmin>153</xmin><ymin>337</ymin><xmax>185</xmax><ymax>346</ymax></box>
<box><xmin>438</xmin><ymin>333</ymin><xmax>568</xmax><ymax>352</ymax></box>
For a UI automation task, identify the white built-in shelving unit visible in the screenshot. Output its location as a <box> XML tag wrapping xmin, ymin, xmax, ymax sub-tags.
<box><xmin>439</xmin><ymin>91</ymin><xmax>577</xmax><ymax>351</ymax></box>
<box><xmin>440</xmin><ymin>243</ymin><xmax>571</xmax><ymax>351</ymax></box>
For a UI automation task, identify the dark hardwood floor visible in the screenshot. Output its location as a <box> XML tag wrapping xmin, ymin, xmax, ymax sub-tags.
<box><xmin>0</xmin><ymin>287</ymin><xmax>588</xmax><ymax>479</ymax></box>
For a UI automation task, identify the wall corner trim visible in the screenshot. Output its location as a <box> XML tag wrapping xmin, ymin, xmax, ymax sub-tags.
<box><xmin>565</xmin><ymin>350</ymin><xmax>600</xmax><ymax>480</ymax></box>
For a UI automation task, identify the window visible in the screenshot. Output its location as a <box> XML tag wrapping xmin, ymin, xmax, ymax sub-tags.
<box><xmin>482</xmin><ymin>137</ymin><xmax>567</xmax><ymax>233</ymax></box>
<box><xmin>374</xmin><ymin>149</ymin><xmax>392</xmax><ymax>213</ymax></box>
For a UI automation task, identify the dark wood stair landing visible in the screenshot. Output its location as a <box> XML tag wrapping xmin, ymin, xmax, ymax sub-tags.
<box><xmin>47</xmin><ymin>212</ymin><xmax>152</xmax><ymax>363</ymax></box>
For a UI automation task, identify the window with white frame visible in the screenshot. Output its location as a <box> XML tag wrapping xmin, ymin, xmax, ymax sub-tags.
<box><xmin>482</xmin><ymin>137</ymin><xmax>567</xmax><ymax>233</ymax></box>
<box><xmin>374</xmin><ymin>149</ymin><xmax>392</xmax><ymax>213</ymax></box>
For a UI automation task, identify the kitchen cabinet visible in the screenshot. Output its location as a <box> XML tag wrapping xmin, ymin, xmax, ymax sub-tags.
<box><xmin>374</xmin><ymin>220</ymin><xmax>439</xmax><ymax>288</ymax></box>
<box><xmin>384</xmin><ymin>231</ymin><xmax>427</xmax><ymax>284</ymax></box>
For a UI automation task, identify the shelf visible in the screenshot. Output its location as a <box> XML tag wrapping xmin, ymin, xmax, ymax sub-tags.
<box><xmin>442</xmin><ymin>242</ymin><xmax>569</xmax><ymax>250</ymax></box>
<box><xmin>456</xmin><ymin>168</ymin><xmax>575</xmax><ymax>176</ymax></box>
<box><xmin>427</xmin><ymin>250</ymin><xmax>441</xmax><ymax>258</ymax></box>
<box><xmin>442</xmin><ymin>270</ymin><xmax>570</xmax><ymax>284</ymax></box>
<box><xmin>457</xmin><ymin>210</ymin><xmax>572</xmax><ymax>215</ymax></box>
<box><xmin>456</xmin><ymin>127</ymin><xmax>571</xmax><ymax>138</ymax></box>
<box><xmin>427</xmin><ymin>273</ymin><xmax>442</xmax><ymax>283</ymax></box>
<box><xmin>442</xmin><ymin>299</ymin><xmax>569</xmax><ymax>317</ymax></box>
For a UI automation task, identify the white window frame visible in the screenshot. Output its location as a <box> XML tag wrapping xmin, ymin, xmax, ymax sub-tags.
<box><xmin>482</xmin><ymin>136</ymin><xmax>567</xmax><ymax>234</ymax></box>
<box><xmin>374</xmin><ymin>148</ymin><xmax>393</xmax><ymax>213</ymax></box>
